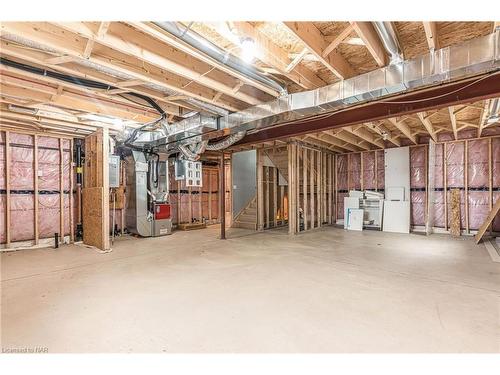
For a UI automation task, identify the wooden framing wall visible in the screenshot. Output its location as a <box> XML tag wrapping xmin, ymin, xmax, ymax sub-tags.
<box><xmin>334</xmin><ymin>134</ymin><xmax>500</xmax><ymax>235</ymax></box>
<box><xmin>286</xmin><ymin>141</ymin><xmax>335</xmax><ymax>234</ymax></box>
<box><xmin>172</xmin><ymin>165</ymin><xmax>222</xmax><ymax>226</ymax></box>
<box><xmin>82</xmin><ymin>128</ymin><xmax>110</xmax><ymax>250</ymax></box>
<box><xmin>1</xmin><ymin>129</ymin><xmax>74</xmax><ymax>249</ymax></box>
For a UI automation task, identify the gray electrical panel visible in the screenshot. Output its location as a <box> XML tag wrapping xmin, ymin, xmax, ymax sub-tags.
<box><xmin>109</xmin><ymin>155</ymin><xmax>121</xmax><ymax>188</ymax></box>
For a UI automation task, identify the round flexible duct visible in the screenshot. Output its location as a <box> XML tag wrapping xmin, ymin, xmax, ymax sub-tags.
<box><xmin>205</xmin><ymin>131</ymin><xmax>246</xmax><ymax>151</ymax></box>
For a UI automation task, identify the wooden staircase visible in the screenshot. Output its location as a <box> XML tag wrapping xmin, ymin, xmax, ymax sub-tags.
<box><xmin>232</xmin><ymin>196</ymin><xmax>257</xmax><ymax>230</ymax></box>
<box><xmin>265</xmin><ymin>149</ymin><xmax>288</xmax><ymax>183</ymax></box>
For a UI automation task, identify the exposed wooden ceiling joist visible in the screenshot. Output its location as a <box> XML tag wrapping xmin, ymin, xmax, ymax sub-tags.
<box><xmin>387</xmin><ymin>118</ymin><xmax>417</xmax><ymax>144</ymax></box>
<box><xmin>307</xmin><ymin>132</ymin><xmax>355</xmax><ymax>152</ymax></box>
<box><xmin>283</xmin><ymin>22</ymin><xmax>355</xmax><ymax>79</ymax></box>
<box><xmin>448</xmin><ymin>106</ymin><xmax>458</xmax><ymax>139</ymax></box>
<box><xmin>422</xmin><ymin>22</ymin><xmax>439</xmax><ymax>50</ymax></box>
<box><xmin>416</xmin><ymin>112</ymin><xmax>438</xmax><ymax>142</ymax></box>
<box><xmin>329</xmin><ymin>129</ymin><xmax>372</xmax><ymax>151</ymax></box>
<box><xmin>0</xmin><ymin>23</ymin><xmax>244</xmax><ymax>111</ymax></box>
<box><xmin>127</xmin><ymin>21</ymin><xmax>281</xmax><ymax>97</ymax></box>
<box><xmin>322</xmin><ymin>25</ymin><xmax>354</xmax><ymax>58</ymax></box>
<box><xmin>0</xmin><ymin>38</ymin><xmax>238</xmax><ymax>113</ymax></box>
<box><xmin>350</xmin><ymin>22</ymin><xmax>388</xmax><ymax>67</ymax></box>
<box><xmin>52</xmin><ymin>22</ymin><xmax>263</xmax><ymax>106</ymax></box>
<box><xmin>230</xmin><ymin>22</ymin><xmax>325</xmax><ymax>89</ymax></box>
<box><xmin>364</xmin><ymin>122</ymin><xmax>401</xmax><ymax>147</ymax></box>
<box><xmin>344</xmin><ymin>125</ymin><xmax>385</xmax><ymax>148</ymax></box>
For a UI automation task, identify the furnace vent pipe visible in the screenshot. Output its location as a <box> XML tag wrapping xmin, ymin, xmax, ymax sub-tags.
<box><xmin>153</xmin><ymin>22</ymin><xmax>287</xmax><ymax>96</ymax></box>
<box><xmin>372</xmin><ymin>22</ymin><xmax>403</xmax><ymax>64</ymax></box>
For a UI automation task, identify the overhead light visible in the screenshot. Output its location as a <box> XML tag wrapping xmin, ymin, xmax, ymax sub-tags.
<box><xmin>8</xmin><ymin>104</ymin><xmax>38</xmax><ymax>115</ymax></box>
<box><xmin>240</xmin><ymin>37</ymin><xmax>256</xmax><ymax>63</ymax></box>
<box><xmin>78</xmin><ymin>113</ymin><xmax>124</xmax><ymax>128</ymax></box>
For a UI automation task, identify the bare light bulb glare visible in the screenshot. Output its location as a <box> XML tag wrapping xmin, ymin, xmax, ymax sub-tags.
<box><xmin>240</xmin><ymin>37</ymin><xmax>256</xmax><ymax>63</ymax></box>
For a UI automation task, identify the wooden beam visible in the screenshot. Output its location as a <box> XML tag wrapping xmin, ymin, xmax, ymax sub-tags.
<box><xmin>128</xmin><ymin>21</ymin><xmax>280</xmax><ymax>97</ymax></box>
<box><xmin>303</xmin><ymin>147</ymin><xmax>308</xmax><ymax>231</ymax></box>
<box><xmin>5</xmin><ymin>131</ymin><xmax>11</xmax><ymax>247</ymax></box>
<box><xmin>350</xmin><ymin>22</ymin><xmax>388</xmax><ymax>67</ymax></box>
<box><xmin>0</xmin><ymin>24</ymin><xmax>242</xmax><ymax>111</ymax></box>
<box><xmin>478</xmin><ymin>100</ymin><xmax>490</xmax><ymax>137</ymax></box>
<box><xmin>59</xmin><ymin>138</ymin><xmax>64</xmax><ymax>243</ymax></box>
<box><xmin>231</xmin><ymin>22</ymin><xmax>325</xmax><ymax>89</ymax></box>
<box><xmin>322</xmin><ymin>25</ymin><xmax>354</xmax><ymax>58</ymax></box>
<box><xmin>330</xmin><ymin>129</ymin><xmax>371</xmax><ymax>151</ymax></box>
<box><xmin>285</xmin><ymin>48</ymin><xmax>308</xmax><ymax>73</ymax></box>
<box><xmin>387</xmin><ymin>118</ymin><xmax>417</xmax><ymax>144</ymax></box>
<box><xmin>283</xmin><ymin>22</ymin><xmax>355</xmax><ymax>79</ymax></box>
<box><xmin>44</xmin><ymin>55</ymin><xmax>75</xmax><ymax>65</ymax></box>
<box><xmin>309</xmin><ymin>132</ymin><xmax>356</xmax><ymax>152</ymax></box>
<box><xmin>53</xmin><ymin>22</ymin><xmax>262</xmax><ymax>105</ymax></box>
<box><xmin>34</xmin><ymin>134</ymin><xmax>39</xmax><ymax>244</ymax></box>
<box><xmin>448</xmin><ymin>106</ymin><xmax>458</xmax><ymax>140</ymax></box>
<box><xmin>416</xmin><ymin>112</ymin><xmax>438</xmax><ymax>142</ymax></box>
<box><xmin>422</xmin><ymin>22</ymin><xmax>439</xmax><ymax>50</ymax></box>
<box><xmin>343</xmin><ymin>125</ymin><xmax>385</xmax><ymax>148</ymax></box>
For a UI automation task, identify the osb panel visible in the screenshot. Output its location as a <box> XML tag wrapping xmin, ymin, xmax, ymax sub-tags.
<box><xmin>82</xmin><ymin>187</ymin><xmax>105</xmax><ymax>249</ymax></box>
<box><xmin>314</xmin><ymin>22</ymin><xmax>350</xmax><ymax>37</ymax></box>
<box><xmin>394</xmin><ymin>22</ymin><xmax>429</xmax><ymax>60</ymax></box>
<box><xmin>337</xmin><ymin>43</ymin><xmax>379</xmax><ymax>74</ymax></box>
<box><xmin>437</xmin><ymin>22</ymin><xmax>493</xmax><ymax>48</ymax></box>
<box><xmin>256</xmin><ymin>22</ymin><xmax>305</xmax><ymax>54</ymax></box>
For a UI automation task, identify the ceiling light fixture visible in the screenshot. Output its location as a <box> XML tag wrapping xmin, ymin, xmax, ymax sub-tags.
<box><xmin>240</xmin><ymin>37</ymin><xmax>256</xmax><ymax>63</ymax></box>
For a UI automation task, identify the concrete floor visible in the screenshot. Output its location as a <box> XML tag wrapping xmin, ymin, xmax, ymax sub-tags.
<box><xmin>1</xmin><ymin>226</ymin><xmax>499</xmax><ymax>353</ymax></box>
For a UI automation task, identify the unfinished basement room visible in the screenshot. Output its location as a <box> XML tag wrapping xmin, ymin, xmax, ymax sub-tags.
<box><xmin>1</xmin><ymin>4</ymin><xmax>500</xmax><ymax>366</ymax></box>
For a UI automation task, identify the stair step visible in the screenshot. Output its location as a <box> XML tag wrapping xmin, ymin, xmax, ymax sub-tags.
<box><xmin>233</xmin><ymin>221</ymin><xmax>257</xmax><ymax>230</ymax></box>
<box><xmin>238</xmin><ymin>213</ymin><xmax>256</xmax><ymax>222</ymax></box>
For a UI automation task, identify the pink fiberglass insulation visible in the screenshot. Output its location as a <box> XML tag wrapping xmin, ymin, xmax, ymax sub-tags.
<box><xmin>432</xmin><ymin>144</ymin><xmax>444</xmax><ymax>227</ymax></box>
<box><xmin>467</xmin><ymin>139</ymin><xmax>491</xmax><ymax>231</ymax></box>
<box><xmin>410</xmin><ymin>146</ymin><xmax>426</xmax><ymax>188</ymax></box>
<box><xmin>362</xmin><ymin>152</ymin><xmax>375</xmax><ymax>190</ymax></box>
<box><xmin>411</xmin><ymin>192</ymin><xmax>426</xmax><ymax>226</ymax></box>
<box><xmin>446</xmin><ymin>142</ymin><xmax>465</xmax><ymax>188</ymax></box>
<box><xmin>468</xmin><ymin>191</ymin><xmax>490</xmax><ymax>230</ymax></box>
<box><xmin>467</xmin><ymin>139</ymin><xmax>489</xmax><ymax>187</ymax></box>
<box><xmin>10</xmin><ymin>146</ymin><xmax>34</xmax><ymax>190</ymax></box>
<box><xmin>492</xmin><ymin>138</ymin><xmax>500</xmax><ymax>232</ymax></box>
<box><xmin>446</xmin><ymin>142</ymin><xmax>465</xmax><ymax>229</ymax></box>
<box><xmin>493</xmin><ymin>192</ymin><xmax>500</xmax><ymax>232</ymax></box>
<box><xmin>410</xmin><ymin>146</ymin><xmax>426</xmax><ymax>225</ymax></box>
<box><xmin>38</xmin><ymin>148</ymin><xmax>61</xmax><ymax>190</ymax></box>
<box><xmin>336</xmin><ymin>154</ymin><xmax>347</xmax><ymax>219</ymax></box>
<box><xmin>1</xmin><ymin>132</ymin><xmax>73</xmax><ymax>244</ymax></box>
<box><xmin>348</xmin><ymin>153</ymin><xmax>361</xmax><ymax>190</ymax></box>
<box><xmin>336</xmin><ymin>155</ymin><xmax>347</xmax><ymax>191</ymax></box>
<box><xmin>0</xmin><ymin>195</ymin><xmax>5</xmax><ymax>243</ymax></box>
<box><xmin>337</xmin><ymin>192</ymin><xmax>347</xmax><ymax>219</ymax></box>
<box><xmin>376</xmin><ymin>150</ymin><xmax>385</xmax><ymax>191</ymax></box>
<box><xmin>10</xmin><ymin>194</ymin><xmax>34</xmax><ymax>241</ymax></box>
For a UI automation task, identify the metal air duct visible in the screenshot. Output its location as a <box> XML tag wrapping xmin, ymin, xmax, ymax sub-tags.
<box><xmin>372</xmin><ymin>22</ymin><xmax>403</xmax><ymax>64</ymax></box>
<box><xmin>153</xmin><ymin>22</ymin><xmax>288</xmax><ymax>96</ymax></box>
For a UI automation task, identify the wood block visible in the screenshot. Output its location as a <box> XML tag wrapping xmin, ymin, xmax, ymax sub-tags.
<box><xmin>83</xmin><ymin>187</ymin><xmax>107</xmax><ymax>249</ymax></box>
<box><xmin>110</xmin><ymin>186</ymin><xmax>125</xmax><ymax>209</ymax></box>
<box><xmin>450</xmin><ymin>189</ymin><xmax>461</xmax><ymax>237</ymax></box>
<box><xmin>177</xmin><ymin>222</ymin><xmax>207</xmax><ymax>231</ymax></box>
<box><xmin>475</xmin><ymin>197</ymin><xmax>500</xmax><ymax>244</ymax></box>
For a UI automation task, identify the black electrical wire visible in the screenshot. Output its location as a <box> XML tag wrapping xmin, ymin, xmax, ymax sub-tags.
<box><xmin>0</xmin><ymin>57</ymin><xmax>165</xmax><ymax>116</ymax></box>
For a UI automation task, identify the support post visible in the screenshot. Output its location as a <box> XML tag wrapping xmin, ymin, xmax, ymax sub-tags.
<box><xmin>257</xmin><ymin>149</ymin><xmax>264</xmax><ymax>231</ymax></box>
<box><xmin>34</xmin><ymin>134</ymin><xmax>39</xmax><ymax>244</ymax></box>
<box><xmin>5</xmin><ymin>131</ymin><xmax>11</xmax><ymax>247</ymax></box>
<box><xmin>59</xmin><ymin>138</ymin><xmax>64</xmax><ymax>244</ymax></box>
<box><xmin>220</xmin><ymin>152</ymin><xmax>226</xmax><ymax>239</ymax></box>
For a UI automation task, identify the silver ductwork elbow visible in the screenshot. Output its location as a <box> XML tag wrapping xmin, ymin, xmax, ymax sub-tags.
<box><xmin>179</xmin><ymin>140</ymin><xmax>208</xmax><ymax>161</ymax></box>
<box><xmin>372</xmin><ymin>22</ymin><xmax>403</xmax><ymax>64</ymax></box>
<box><xmin>205</xmin><ymin>131</ymin><xmax>247</xmax><ymax>151</ymax></box>
<box><xmin>153</xmin><ymin>22</ymin><xmax>288</xmax><ymax>96</ymax></box>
